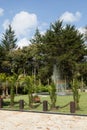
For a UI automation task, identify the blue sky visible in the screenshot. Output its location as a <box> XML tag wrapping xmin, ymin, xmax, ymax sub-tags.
<box><xmin>0</xmin><ymin>0</ymin><xmax>87</xmax><ymax>48</ymax></box>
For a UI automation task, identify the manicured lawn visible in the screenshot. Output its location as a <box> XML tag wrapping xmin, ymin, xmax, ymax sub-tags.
<box><xmin>3</xmin><ymin>92</ymin><xmax>87</xmax><ymax>115</ymax></box>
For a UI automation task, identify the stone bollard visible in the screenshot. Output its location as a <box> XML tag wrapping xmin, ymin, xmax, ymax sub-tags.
<box><xmin>0</xmin><ymin>98</ymin><xmax>3</xmax><ymax>108</ymax></box>
<box><xmin>19</xmin><ymin>100</ymin><xmax>24</xmax><ymax>110</ymax></box>
<box><xmin>70</xmin><ymin>101</ymin><xmax>75</xmax><ymax>113</ymax></box>
<box><xmin>43</xmin><ymin>100</ymin><xmax>48</xmax><ymax>111</ymax></box>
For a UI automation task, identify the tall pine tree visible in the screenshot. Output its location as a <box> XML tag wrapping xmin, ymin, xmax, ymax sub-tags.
<box><xmin>1</xmin><ymin>25</ymin><xmax>17</xmax><ymax>74</ymax></box>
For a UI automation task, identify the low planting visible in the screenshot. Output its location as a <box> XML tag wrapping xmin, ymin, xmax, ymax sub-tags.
<box><xmin>2</xmin><ymin>92</ymin><xmax>87</xmax><ymax>115</ymax></box>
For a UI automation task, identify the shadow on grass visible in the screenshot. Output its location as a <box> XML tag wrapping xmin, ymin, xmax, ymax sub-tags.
<box><xmin>31</xmin><ymin>103</ymin><xmax>42</xmax><ymax>109</ymax></box>
<box><xmin>3</xmin><ymin>101</ymin><xmax>10</xmax><ymax>106</ymax></box>
<box><xmin>3</xmin><ymin>101</ymin><xmax>20</xmax><ymax>109</ymax></box>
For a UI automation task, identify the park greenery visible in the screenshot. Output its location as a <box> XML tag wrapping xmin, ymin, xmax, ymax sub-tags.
<box><xmin>2</xmin><ymin>93</ymin><xmax>87</xmax><ymax>115</ymax></box>
<box><xmin>0</xmin><ymin>20</ymin><xmax>87</xmax><ymax>113</ymax></box>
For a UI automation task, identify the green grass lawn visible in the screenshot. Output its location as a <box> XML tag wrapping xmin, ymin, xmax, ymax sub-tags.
<box><xmin>3</xmin><ymin>92</ymin><xmax>87</xmax><ymax>115</ymax></box>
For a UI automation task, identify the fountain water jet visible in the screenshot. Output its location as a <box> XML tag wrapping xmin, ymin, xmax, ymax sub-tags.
<box><xmin>52</xmin><ymin>65</ymin><xmax>67</xmax><ymax>95</ymax></box>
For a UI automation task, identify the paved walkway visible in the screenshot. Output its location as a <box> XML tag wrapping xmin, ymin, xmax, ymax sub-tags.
<box><xmin>0</xmin><ymin>110</ymin><xmax>87</xmax><ymax>130</ymax></box>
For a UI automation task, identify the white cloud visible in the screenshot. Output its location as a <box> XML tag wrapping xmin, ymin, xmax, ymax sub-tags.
<box><xmin>38</xmin><ymin>22</ymin><xmax>48</xmax><ymax>36</ymax></box>
<box><xmin>17</xmin><ymin>38</ymin><xmax>30</xmax><ymax>48</ymax></box>
<box><xmin>11</xmin><ymin>11</ymin><xmax>38</xmax><ymax>37</ymax></box>
<box><xmin>0</xmin><ymin>8</ymin><xmax>4</xmax><ymax>16</ymax></box>
<box><xmin>3</xmin><ymin>11</ymin><xmax>38</xmax><ymax>48</ymax></box>
<box><xmin>78</xmin><ymin>27</ymin><xmax>86</xmax><ymax>34</ymax></box>
<box><xmin>59</xmin><ymin>11</ymin><xmax>81</xmax><ymax>23</ymax></box>
<box><xmin>3</xmin><ymin>19</ymin><xmax>10</xmax><ymax>30</ymax></box>
<box><xmin>3</xmin><ymin>11</ymin><xmax>38</xmax><ymax>37</ymax></box>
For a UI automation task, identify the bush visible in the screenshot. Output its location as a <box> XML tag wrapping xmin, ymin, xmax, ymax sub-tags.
<box><xmin>35</xmin><ymin>84</ymin><xmax>48</xmax><ymax>93</ymax></box>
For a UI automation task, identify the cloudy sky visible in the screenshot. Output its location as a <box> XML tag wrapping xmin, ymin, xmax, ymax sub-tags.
<box><xmin>0</xmin><ymin>0</ymin><xmax>87</xmax><ymax>48</ymax></box>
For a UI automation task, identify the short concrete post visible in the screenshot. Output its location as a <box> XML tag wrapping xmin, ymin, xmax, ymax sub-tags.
<box><xmin>19</xmin><ymin>100</ymin><xmax>24</xmax><ymax>110</ymax></box>
<box><xmin>0</xmin><ymin>98</ymin><xmax>3</xmax><ymax>108</ymax></box>
<box><xmin>70</xmin><ymin>101</ymin><xmax>75</xmax><ymax>113</ymax></box>
<box><xmin>43</xmin><ymin>100</ymin><xmax>48</xmax><ymax>111</ymax></box>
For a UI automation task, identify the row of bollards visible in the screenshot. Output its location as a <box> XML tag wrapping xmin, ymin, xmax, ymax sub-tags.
<box><xmin>43</xmin><ymin>101</ymin><xmax>76</xmax><ymax>113</ymax></box>
<box><xmin>0</xmin><ymin>98</ymin><xmax>76</xmax><ymax>113</ymax></box>
<box><xmin>19</xmin><ymin>100</ymin><xmax>76</xmax><ymax>113</ymax></box>
<box><xmin>15</xmin><ymin>100</ymin><xmax>76</xmax><ymax>113</ymax></box>
<box><xmin>19</xmin><ymin>100</ymin><xmax>49</xmax><ymax>111</ymax></box>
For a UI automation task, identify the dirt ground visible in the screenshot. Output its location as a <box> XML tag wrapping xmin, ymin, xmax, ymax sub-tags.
<box><xmin>0</xmin><ymin>110</ymin><xmax>87</xmax><ymax>130</ymax></box>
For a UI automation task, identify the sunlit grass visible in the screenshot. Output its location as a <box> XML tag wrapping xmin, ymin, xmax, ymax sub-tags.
<box><xmin>3</xmin><ymin>92</ymin><xmax>87</xmax><ymax>115</ymax></box>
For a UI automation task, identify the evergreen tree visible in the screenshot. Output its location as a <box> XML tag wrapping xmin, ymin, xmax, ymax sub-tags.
<box><xmin>1</xmin><ymin>25</ymin><xmax>17</xmax><ymax>74</ymax></box>
<box><xmin>41</xmin><ymin>21</ymin><xmax>86</xmax><ymax>81</ymax></box>
<box><xmin>1</xmin><ymin>25</ymin><xmax>17</xmax><ymax>52</ymax></box>
<box><xmin>30</xmin><ymin>28</ymin><xmax>42</xmax><ymax>44</ymax></box>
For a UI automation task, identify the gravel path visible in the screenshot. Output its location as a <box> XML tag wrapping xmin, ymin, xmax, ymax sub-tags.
<box><xmin>0</xmin><ymin>110</ymin><xmax>87</xmax><ymax>130</ymax></box>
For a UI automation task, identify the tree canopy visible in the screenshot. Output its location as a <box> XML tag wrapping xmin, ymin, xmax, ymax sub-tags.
<box><xmin>0</xmin><ymin>21</ymin><xmax>87</xmax><ymax>85</ymax></box>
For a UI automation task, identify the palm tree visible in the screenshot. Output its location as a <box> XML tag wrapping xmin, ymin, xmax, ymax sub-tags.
<box><xmin>48</xmin><ymin>82</ymin><xmax>57</xmax><ymax>109</ymax></box>
<box><xmin>71</xmin><ymin>78</ymin><xmax>80</xmax><ymax>110</ymax></box>
<box><xmin>7</xmin><ymin>75</ymin><xmax>17</xmax><ymax>107</ymax></box>
<box><xmin>18</xmin><ymin>75</ymin><xmax>35</xmax><ymax>107</ymax></box>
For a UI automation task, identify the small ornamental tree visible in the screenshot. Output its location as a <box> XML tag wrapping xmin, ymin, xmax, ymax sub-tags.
<box><xmin>48</xmin><ymin>82</ymin><xmax>57</xmax><ymax>109</ymax></box>
<box><xmin>19</xmin><ymin>75</ymin><xmax>35</xmax><ymax>107</ymax></box>
<box><xmin>7</xmin><ymin>75</ymin><xmax>17</xmax><ymax>107</ymax></box>
<box><xmin>71</xmin><ymin>78</ymin><xmax>80</xmax><ymax>110</ymax></box>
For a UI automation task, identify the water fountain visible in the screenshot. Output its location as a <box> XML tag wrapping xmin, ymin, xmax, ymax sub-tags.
<box><xmin>52</xmin><ymin>65</ymin><xmax>67</xmax><ymax>95</ymax></box>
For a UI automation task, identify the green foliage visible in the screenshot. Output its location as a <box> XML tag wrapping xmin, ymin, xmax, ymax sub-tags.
<box><xmin>7</xmin><ymin>75</ymin><xmax>17</xmax><ymax>107</ymax></box>
<box><xmin>0</xmin><ymin>73</ymin><xmax>6</xmax><ymax>82</ymax></box>
<box><xmin>30</xmin><ymin>28</ymin><xmax>42</xmax><ymax>44</ymax></box>
<box><xmin>78</xmin><ymin>62</ymin><xmax>87</xmax><ymax>86</ymax></box>
<box><xmin>18</xmin><ymin>75</ymin><xmax>35</xmax><ymax>107</ymax></box>
<box><xmin>71</xmin><ymin>78</ymin><xmax>80</xmax><ymax>110</ymax></box>
<box><xmin>0</xmin><ymin>25</ymin><xmax>17</xmax><ymax>74</ymax></box>
<box><xmin>2</xmin><ymin>92</ymin><xmax>87</xmax><ymax>115</ymax></box>
<box><xmin>0</xmin><ymin>73</ymin><xmax>7</xmax><ymax>97</ymax></box>
<box><xmin>1</xmin><ymin>25</ymin><xmax>17</xmax><ymax>52</ymax></box>
<box><xmin>0</xmin><ymin>20</ymin><xmax>86</xmax><ymax>85</ymax></box>
<box><xmin>36</xmin><ymin>84</ymin><xmax>48</xmax><ymax>93</ymax></box>
<box><xmin>48</xmin><ymin>82</ymin><xmax>57</xmax><ymax>109</ymax></box>
<box><xmin>29</xmin><ymin>20</ymin><xmax>86</xmax><ymax>82</ymax></box>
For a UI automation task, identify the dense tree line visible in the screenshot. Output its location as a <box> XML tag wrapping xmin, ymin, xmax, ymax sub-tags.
<box><xmin>0</xmin><ymin>20</ymin><xmax>87</xmax><ymax>86</ymax></box>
